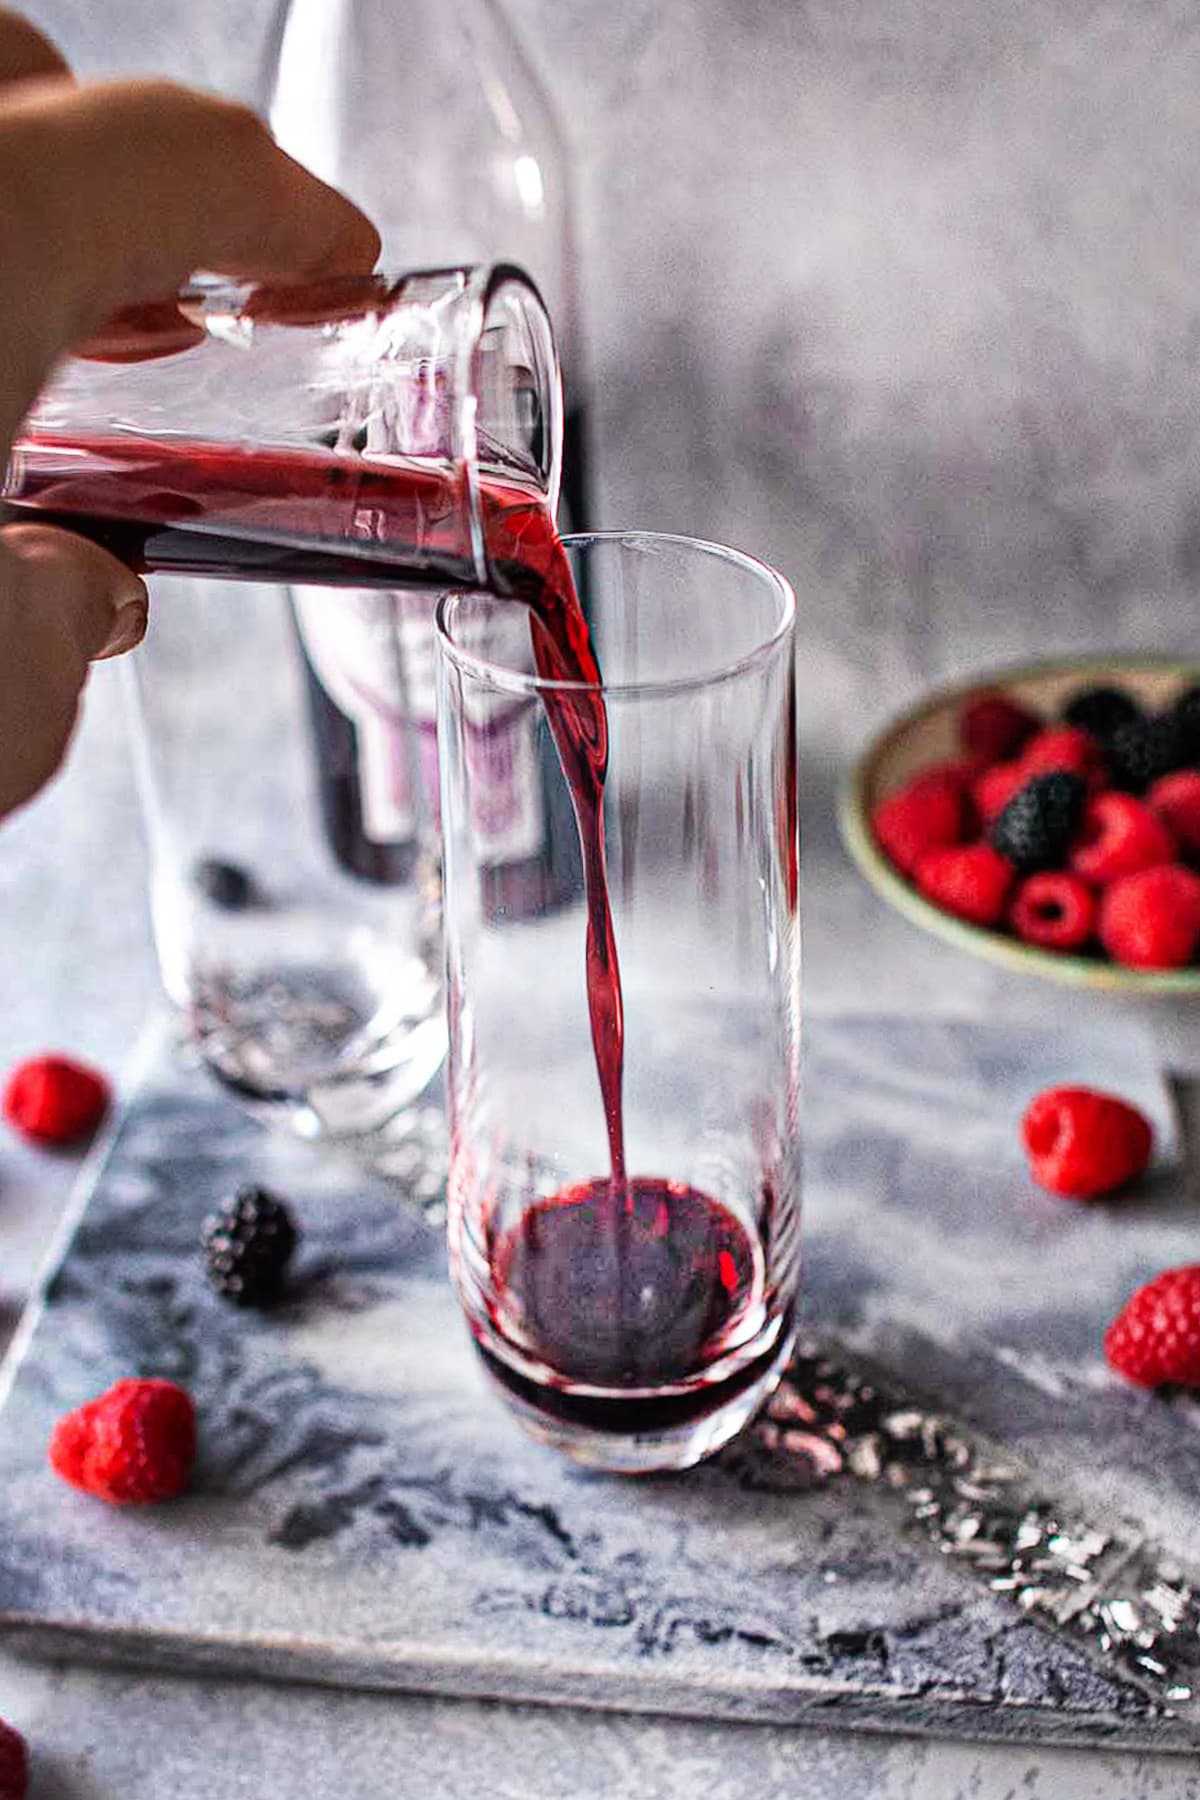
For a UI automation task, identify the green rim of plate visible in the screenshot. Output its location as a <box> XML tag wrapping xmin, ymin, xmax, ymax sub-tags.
<box><xmin>839</xmin><ymin>652</ymin><xmax>1200</xmax><ymax>997</ymax></box>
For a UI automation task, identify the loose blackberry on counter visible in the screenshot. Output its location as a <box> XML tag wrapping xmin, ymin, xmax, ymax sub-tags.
<box><xmin>202</xmin><ymin>1185</ymin><xmax>299</xmax><ymax>1306</ymax></box>
<box><xmin>988</xmin><ymin>771</ymin><xmax>1086</xmax><ymax>872</ymax></box>
<box><xmin>1061</xmin><ymin>685</ymin><xmax>1141</xmax><ymax>740</ymax></box>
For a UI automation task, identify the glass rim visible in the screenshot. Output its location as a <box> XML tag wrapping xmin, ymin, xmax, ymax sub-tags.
<box><xmin>435</xmin><ymin>530</ymin><xmax>796</xmax><ymax>701</ymax></box>
<box><xmin>175</xmin><ymin>262</ymin><xmax>561</xmax><ymax>583</ymax></box>
<box><xmin>175</xmin><ymin>260</ymin><xmax>545</xmax><ymax>319</ymax></box>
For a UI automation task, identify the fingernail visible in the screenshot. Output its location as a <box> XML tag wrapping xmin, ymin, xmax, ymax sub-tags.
<box><xmin>97</xmin><ymin>595</ymin><xmax>148</xmax><ymax>660</ymax></box>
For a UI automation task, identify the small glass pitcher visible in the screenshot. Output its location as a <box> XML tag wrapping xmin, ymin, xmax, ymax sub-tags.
<box><xmin>6</xmin><ymin>266</ymin><xmax>562</xmax><ymax>1146</ymax></box>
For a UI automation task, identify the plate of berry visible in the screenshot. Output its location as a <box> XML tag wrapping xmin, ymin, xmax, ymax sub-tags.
<box><xmin>840</xmin><ymin>655</ymin><xmax>1200</xmax><ymax>992</ymax></box>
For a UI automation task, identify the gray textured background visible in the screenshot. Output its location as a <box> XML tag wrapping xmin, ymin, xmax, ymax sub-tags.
<box><xmin>5</xmin><ymin>2</ymin><xmax>1200</xmax><ymax>1794</ymax></box>
<box><xmin>7</xmin><ymin>0</ymin><xmax>1200</xmax><ymax>1090</ymax></box>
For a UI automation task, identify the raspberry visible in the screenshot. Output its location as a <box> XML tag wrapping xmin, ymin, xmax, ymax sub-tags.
<box><xmin>3</xmin><ymin>1054</ymin><xmax>110</xmax><ymax>1146</ymax></box>
<box><xmin>973</xmin><ymin>760</ymin><xmax>1029</xmax><ymax>824</ymax></box>
<box><xmin>1009</xmin><ymin>872</ymin><xmax>1096</xmax><ymax>950</ymax></box>
<box><xmin>872</xmin><ymin>771</ymin><xmax>967</xmax><ymax>877</ymax></box>
<box><xmin>1147</xmin><ymin>769</ymin><xmax>1200</xmax><ymax>859</ymax></box>
<box><xmin>1061</xmin><ymin>685</ymin><xmax>1141</xmax><ymax>740</ymax></box>
<box><xmin>914</xmin><ymin>843</ymin><xmax>1014</xmax><ymax>926</ymax></box>
<box><xmin>202</xmin><ymin>1185</ymin><xmax>298</xmax><ymax>1306</ymax></box>
<box><xmin>960</xmin><ymin>691</ymin><xmax>1039</xmax><ymax>764</ymax></box>
<box><xmin>919</xmin><ymin>758</ymin><xmax>978</xmax><ymax>796</ymax></box>
<box><xmin>0</xmin><ymin>1721</ymin><xmax>27</xmax><ymax>1800</ymax></box>
<box><xmin>1068</xmin><ymin>793</ymin><xmax>1175</xmax><ymax>886</ymax></box>
<box><xmin>1018</xmin><ymin>726</ymin><xmax>1107</xmax><ymax>790</ymax></box>
<box><xmin>988</xmin><ymin>772</ymin><xmax>1086</xmax><ymax>872</ymax></box>
<box><xmin>1105</xmin><ymin>1265</ymin><xmax>1200</xmax><ymax>1389</ymax></box>
<box><xmin>1105</xmin><ymin>714</ymin><xmax>1187</xmax><ymax>793</ymax></box>
<box><xmin>49</xmin><ymin>1378</ymin><xmax>195</xmax><ymax>1505</ymax></box>
<box><xmin>1022</xmin><ymin>1086</ymin><xmax>1153</xmax><ymax>1199</ymax></box>
<box><xmin>1099</xmin><ymin>864</ymin><xmax>1200</xmax><ymax>969</ymax></box>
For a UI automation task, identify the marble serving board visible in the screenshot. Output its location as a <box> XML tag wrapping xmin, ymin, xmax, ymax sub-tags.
<box><xmin>1</xmin><ymin>1015</ymin><xmax>1198</xmax><ymax>1751</ymax></box>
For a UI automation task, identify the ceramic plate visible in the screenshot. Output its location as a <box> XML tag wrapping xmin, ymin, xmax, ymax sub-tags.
<box><xmin>840</xmin><ymin>654</ymin><xmax>1200</xmax><ymax>994</ymax></box>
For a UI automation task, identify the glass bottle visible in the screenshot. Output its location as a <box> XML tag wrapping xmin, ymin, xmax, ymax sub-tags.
<box><xmin>266</xmin><ymin>0</ymin><xmax>590</xmax><ymax>912</ymax></box>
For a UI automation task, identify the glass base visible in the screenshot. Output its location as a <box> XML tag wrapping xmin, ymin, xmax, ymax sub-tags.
<box><xmin>473</xmin><ymin>1325</ymin><xmax>796</xmax><ymax>1476</ymax></box>
<box><xmin>184</xmin><ymin>962</ymin><xmax>447</xmax><ymax>1157</ymax></box>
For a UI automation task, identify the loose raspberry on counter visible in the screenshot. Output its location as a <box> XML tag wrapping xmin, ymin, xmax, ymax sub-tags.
<box><xmin>0</xmin><ymin>1720</ymin><xmax>27</xmax><ymax>1800</ymax></box>
<box><xmin>1105</xmin><ymin>1265</ymin><xmax>1200</xmax><ymax>1389</ymax></box>
<box><xmin>871</xmin><ymin>770</ymin><xmax>967</xmax><ymax>877</ymax></box>
<box><xmin>914</xmin><ymin>843</ymin><xmax>1014</xmax><ymax>926</ymax></box>
<box><xmin>3</xmin><ymin>1053</ymin><xmax>110</xmax><ymax>1146</ymax></box>
<box><xmin>49</xmin><ymin>1378</ymin><xmax>196</xmax><ymax>1505</ymax></box>
<box><xmin>1099</xmin><ymin>864</ymin><xmax>1200</xmax><ymax>969</ymax></box>
<box><xmin>1018</xmin><ymin>726</ymin><xmax>1107</xmax><ymax>790</ymax></box>
<box><xmin>960</xmin><ymin>691</ymin><xmax>1040</xmax><ymax>764</ymax></box>
<box><xmin>1022</xmin><ymin>1086</ymin><xmax>1153</xmax><ymax>1199</ymax></box>
<box><xmin>1147</xmin><ymin>769</ymin><xmax>1200</xmax><ymax>859</ymax></box>
<box><xmin>1009</xmin><ymin>872</ymin><xmax>1096</xmax><ymax>951</ymax></box>
<box><xmin>1068</xmin><ymin>793</ymin><xmax>1175</xmax><ymax>886</ymax></box>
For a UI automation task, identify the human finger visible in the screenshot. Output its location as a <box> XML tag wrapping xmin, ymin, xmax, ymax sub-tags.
<box><xmin>0</xmin><ymin>7</ymin><xmax>69</xmax><ymax>85</ymax></box>
<box><xmin>2</xmin><ymin>521</ymin><xmax>148</xmax><ymax>660</ymax></box>
<box><xmin>0</xmin><ymin>78</ymin><xmax>379</xmax><ymax>346</ymax></box>
<box><xmin>0</xmin><ymin>524</ymin><xmax>147</xmax><ymax>815</ymax></box>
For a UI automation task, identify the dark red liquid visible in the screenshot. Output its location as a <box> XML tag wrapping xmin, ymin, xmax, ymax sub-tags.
<box><xmin>10</xmin><ymin>433</ymin><xmax>486</xmax><ymax>589</ymax></box>
<box><xmin>9</xmin><ymin>428</ymin><xmax>627</xmax><ymax>1180</ymax></box>
<box><xmin>478</xmin><ymin>1177</ymin><xmax>781</xmax><ymax>1435</ymax></box>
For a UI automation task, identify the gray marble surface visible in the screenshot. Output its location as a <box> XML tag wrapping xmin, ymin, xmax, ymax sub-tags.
<box><xmin>6</xmin><ymin>1656</ymin><xmax>1200</xmax><ymax>1800</ymax></box>
<box><xmin>1</xmin><ymin>1015</ymin><xmax>1197</xmax><ymax>1758</ymax></box>
<box><xmin>5</xmin><ymin>0</ymin><xmax>1200</xmax><ymax>1792</ymax></box>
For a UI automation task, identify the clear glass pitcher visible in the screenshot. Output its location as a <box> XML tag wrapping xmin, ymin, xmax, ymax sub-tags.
<box><xmin>6</xmin><ymin>265</ymin><xmax>563</xmax><ymax>1147</ymax></box>
<box><xmin>266</xmin><ymin>0</ymin><xmax>586</xmax><ymax>489</ymax></box>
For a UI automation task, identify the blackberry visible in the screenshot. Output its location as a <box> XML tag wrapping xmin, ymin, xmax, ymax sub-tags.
<box><xmin>194</xmin><ymin>857</ymin><xmax>258</xmax><ymax>911</ymax></box>
<box><xmin>988</xmin><ymin>772</ymin><xmax>1086</xmax><ymax>872</ymax></box>
<box><xmin>202</xmin><ymin>1185</ymin><xmax>298</xmax><ymax>1306</ymax></box>
<box><xmin>1105</xmin><ymin>715</ymin><xmax>1187</xmax><ymax>793</ymax></box>
<box><xmin>1170</xmin><ymin>683</ymin><xmax>1200</xmax><ymax>762</ymax></box>
<box><xmin>1061</xmin><ymin>685</ymin><xmax>1141</xmax><ymax>740</ymax></box>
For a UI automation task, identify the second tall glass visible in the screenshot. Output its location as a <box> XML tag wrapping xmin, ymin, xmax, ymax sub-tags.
<box><xmin>438</xmin><ymin>532</ymin><xmax>801</xmax><ymax>1472</ymax></box>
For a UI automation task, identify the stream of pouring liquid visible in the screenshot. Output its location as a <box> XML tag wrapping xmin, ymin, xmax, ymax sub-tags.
<box><xmin>8</xmin><ymin>431</ymin><xmax>629</xmax><ymax>1187</ymax></box>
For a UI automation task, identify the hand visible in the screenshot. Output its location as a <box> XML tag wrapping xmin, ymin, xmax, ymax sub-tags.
<box><xmin>0</xmin><ymin>8</ymin><xmax>380</xmax><ymax>819</ymax></box>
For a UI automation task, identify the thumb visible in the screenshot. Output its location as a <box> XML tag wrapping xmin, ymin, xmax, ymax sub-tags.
<box><xmin>3</xmin><ymin>522</ymin><xmax>148</xmax><ymax>659</ymax></box>
<box><xmin>0</xmin><ymin>523</ymin><xmax>148</xmax><ymax>818</ymax></box>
